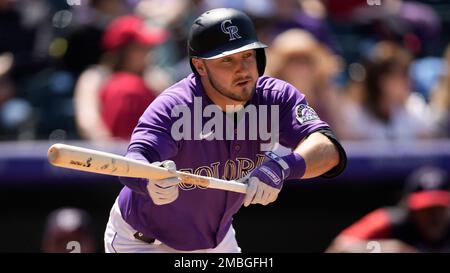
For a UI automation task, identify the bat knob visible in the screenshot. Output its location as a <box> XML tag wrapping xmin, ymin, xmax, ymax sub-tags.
<box><xmin>47</xmin><ymin>144</ymin><xmax>61</xmax><ymax>165</ymax></box>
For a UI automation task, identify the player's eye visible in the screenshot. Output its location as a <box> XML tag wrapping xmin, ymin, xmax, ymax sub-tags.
<box><xmin>222</xmin><ymin>57</ymin><xmax>232</xmax><ymax>63</ymax></box>
<box><xmin>243</xmin><ymin>52</ymin><xmax>253</xmax><ymax>59</ymax></box>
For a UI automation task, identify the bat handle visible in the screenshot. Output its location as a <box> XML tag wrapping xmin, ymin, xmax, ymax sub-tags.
<box><xmin>176</xmin><ymin>172</ymin><xmax>248</xmax><ymax>194</ymax></box>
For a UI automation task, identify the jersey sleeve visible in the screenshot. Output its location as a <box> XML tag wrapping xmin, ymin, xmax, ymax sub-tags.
<box><xmin>118</xmin><ymin>94</ymin><xmax>181</xmax><ymax>195</ymax></box>
<box><xmin>340</xmin><ymin>209</ymin><xmax>392</xmax><ymax>240</ymax></box>
<box><xmin>278</xmin><ymin>82</ymin><xmax>331</xmax><ymax>149</ymax></box>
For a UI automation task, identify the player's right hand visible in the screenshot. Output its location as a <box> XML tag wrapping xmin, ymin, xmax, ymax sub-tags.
<box><xmin>146</xmin><ymin>160</ymin><xmax>180</xmax><ymax>205</ymax></box>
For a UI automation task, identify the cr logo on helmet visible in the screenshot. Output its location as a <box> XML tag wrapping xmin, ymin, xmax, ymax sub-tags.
<box><xmin>221</xmin><ymin>20</ymin><xmax>242</xmax><ymax>41</ymax></box>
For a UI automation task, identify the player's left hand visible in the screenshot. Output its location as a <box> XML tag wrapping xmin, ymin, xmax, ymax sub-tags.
<box><xmin>243</xmin><ymin>159</ymin><xmax>285</xmax><ymax>206</ymax></box>
<box><xmin>243</xmin><ymin>176</ymin><xmax>281</xmax><ymax>206</ymax></box>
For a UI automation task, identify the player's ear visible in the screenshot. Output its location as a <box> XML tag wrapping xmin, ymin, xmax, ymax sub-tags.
<box><xmin>192</xmin><ymin>58</ymin><xmax>207</xmax><ymax>76</ymax></box>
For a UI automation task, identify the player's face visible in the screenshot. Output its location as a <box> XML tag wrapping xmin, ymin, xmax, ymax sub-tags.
<box><xmin>412</xmin><ymin>206</ymin><xmax>450</xmax><ymax>243</ymax></box>
<box><xmin>380</xmin><ymin>66</ymin><xmax>411</xmax><ymax>106</ymax></box>
<box><xmin>123</xmin><ymin>42</ymin><xmax>152</xmax><ymax>74</ymax></box>
<box><xmin>282</xmin><ymin>54</ymin><xmax>316</xmax><ymax>99</ymax></box>
<box><xmin>202</xmin><ymin>50</ymin><xmax>259</xmax><ymax>102</ymax></box>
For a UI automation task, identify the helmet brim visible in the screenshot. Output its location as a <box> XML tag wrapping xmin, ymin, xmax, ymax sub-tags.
<box><xmin>193</xmin><ymin>41</ymin><xmax>267</xmax><ymax>60</ymax></box>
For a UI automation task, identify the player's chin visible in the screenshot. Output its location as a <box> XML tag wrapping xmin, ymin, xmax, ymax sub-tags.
<box><xmin>242</xmin><ymin>87</ymin><xmax>255</xmax><ymax>101</ymax></box>
<box><xmin>232</xmin><ymin>86</ymin><xmax>254</xmax><ymax>101</ymax></box>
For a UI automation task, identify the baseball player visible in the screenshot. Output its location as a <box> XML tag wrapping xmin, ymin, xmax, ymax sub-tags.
<box><xmin>104</xmin><ymin>8</ymin><xmax>347</xmax><ymax>253</ymax></box>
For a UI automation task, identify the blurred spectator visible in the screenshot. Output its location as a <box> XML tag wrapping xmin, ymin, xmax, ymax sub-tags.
<box><xmin>266</xmin><ymin>29</ymin><xmax>344</xmax><ymax>132</ymax></box>
<box><xmin>340</xmin><ymin>41</ymin><xmax>435</xmax><ymax>140</ymax></box>
<box><xmin>410</xmin><ymin>57</ymin><xmax>444</xmax><ymax>101</ymax></box>
<box><xmin>135</xmin><ymin>0</ymin><xmax>210</xmax><ymax>82</ymax></box>
<box><xmin>0</xmin><ymin>0</ymin><xmax>50</xmax><ymax>81</ymax></box>
<box><xmin>0</xmin><ymin>52</ymin><xmax>34</xmax><ymax>139</ymax></box>
<box><xmin>74</xmin><ymin>52</ymin><xmax>114</xmax><ymax>141</ymax></box>
<box><xmin>42</xmin><ymin>207</ymin><xmax>96</xmax><ymax>253</ymax></box>
<box><xmin>0</xmin><ymin>53</ymin><xmax>14</xmax><ymax>105</ymax></box>
<box><xmin>346</xmin><ymin>0</ymin><xmax>444</xmax><ymax>104</ymax></box>
<box><xmin>0</xmin><ymin>0</ymin><xmax>50</xmax><ymax>140</ymax></box>
<box><xmin>65</xmin><ymin>0</ymin><xmax>129</xmax><ymax>75</ymax></box>
<box><xmin>9</xmin><ymin>1</ymin><xmax>81</xmax><ymax>140</ymax></box>
<box><xmin>326</xmin><ymin>0</ymin><xmax>366</xmax><ymax>21</ymax></box>
<box><xmin>98</xmin><ymin>15</ymin><xmax>168</xmax><ymax>140</ymax></box>
<box><xmin>351</xmin><ymin>0</ymin><xmax>442</xmax><ymax>57</ymax></box>
<box><xmin>273</xmin><ymin>0</ymin><xmax>341</xmax><ymax>54</ymax></box>
<box><xmin>72</xmin><ymin>0</ymin><xmax>129</xmax><ymax>142</ymax></box>
<box><xmin>21</xmin><ymin>65</ymin><xmax>78</xmax><ymax>140</ymax></box>
<box><xmin>327</xmin><ymin>166</ymin><xmax>450</xmax><ymax>253</ymax></box>
<box><xmin>430</xmin><ymin>44</ymin><xmax>450</xmax><ymax>138</ymax></box>
<box><xmin>22</xmin><ymin>0</ymin><xmax>131</xmax><ymax>139</ymax></box>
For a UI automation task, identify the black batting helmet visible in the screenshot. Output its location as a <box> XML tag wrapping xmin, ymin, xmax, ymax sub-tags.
<box><xmin>187</xmin><ymin>8</ymin><xmax>267</xmax><ymax>76</ymax></box>
<box><xmin>403</xmin><ymin>166</ymin><xmax>450</xmax><ymax>210</ymax></box>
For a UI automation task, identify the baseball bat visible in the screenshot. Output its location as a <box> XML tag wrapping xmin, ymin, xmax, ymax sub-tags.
<box><xmin>47</xmin><ymin>143</ymin><xmax>247</xmax><ymax>194</ymax></box>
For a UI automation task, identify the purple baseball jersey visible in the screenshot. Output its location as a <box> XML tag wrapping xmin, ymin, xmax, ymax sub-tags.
<box><xmin>117</xmin><ymin>73</ymin><xmax>329</xmax><ymax>251</ymax></box>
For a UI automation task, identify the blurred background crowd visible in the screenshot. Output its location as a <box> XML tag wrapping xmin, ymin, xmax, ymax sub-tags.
<box><xmin>1</xmin><ymin>0</ymin><xmax>450</xmax><ymax>253</ymax></box>
<box><xmin>1</xmin><ymin>0</ymin><xmax>450</xmax><ymax>142</ymax></box>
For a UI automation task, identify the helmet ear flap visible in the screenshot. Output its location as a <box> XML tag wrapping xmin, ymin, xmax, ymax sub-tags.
<box><xmin>256</xmin><ymin>48</ymin><xmax>266</xmax><ymax>76</ymax></box>
<box><xmin>190</xmin><ymin>60</ymin><xmax>199</xmax><ymax>75</ymax></box>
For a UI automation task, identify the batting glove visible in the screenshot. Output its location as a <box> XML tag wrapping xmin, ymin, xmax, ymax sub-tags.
<box><xmin>244</xmin><ymin>152</ymin><xmax>306</xmax><ymax>207</ymax></box>
<box><xmin>146</xmin><ymin>160</ymin><xmax>180</xmax><ymax>205</ymax></box>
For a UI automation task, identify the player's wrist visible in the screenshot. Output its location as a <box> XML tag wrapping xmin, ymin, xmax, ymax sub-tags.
<box><xmin>264</xmin><ymin>151</ymin><xmax>306</xmax><ymax>181</ymax></box>
<box><xmin>281</xmin><ymin>152</ymin><xmax>306</xmax><ymax>180</ymax></box>
<box><xmin>250</xmin><ymin>152</ymin><xmax>306</xmax><ymax>189</ymax></box>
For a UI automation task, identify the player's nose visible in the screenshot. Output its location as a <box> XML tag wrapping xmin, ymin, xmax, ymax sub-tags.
<box><xmin>234</xmin><ymin>59</ymin><xmax>250</xmax><ymax>73</ymax></box>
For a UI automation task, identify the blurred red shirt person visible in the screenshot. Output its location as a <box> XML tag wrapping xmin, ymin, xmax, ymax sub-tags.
<box><xmin>42</xmin><ymin>208</ymin><xmax>96</xmax><ymax>253</ymax></box>
<box><xmin>99</xmin><ymin>15</ymin><xmax>168</xmax><ymax>140</ymax></box>
<box><xmin>327</xmin><ymin>167</ymin><xmax>450</xmax><ymax>253</ymax></box>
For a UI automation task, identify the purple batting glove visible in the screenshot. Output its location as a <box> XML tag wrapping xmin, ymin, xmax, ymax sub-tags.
<box><xmin>243</xmin><ymin>152</ymin><xmax>306</xmax><ymax>207</ymax></box>
<box><xmin>251</xmin><ymin>152</ymin><xmax>307</xmax><ymax>189</ymax></box>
